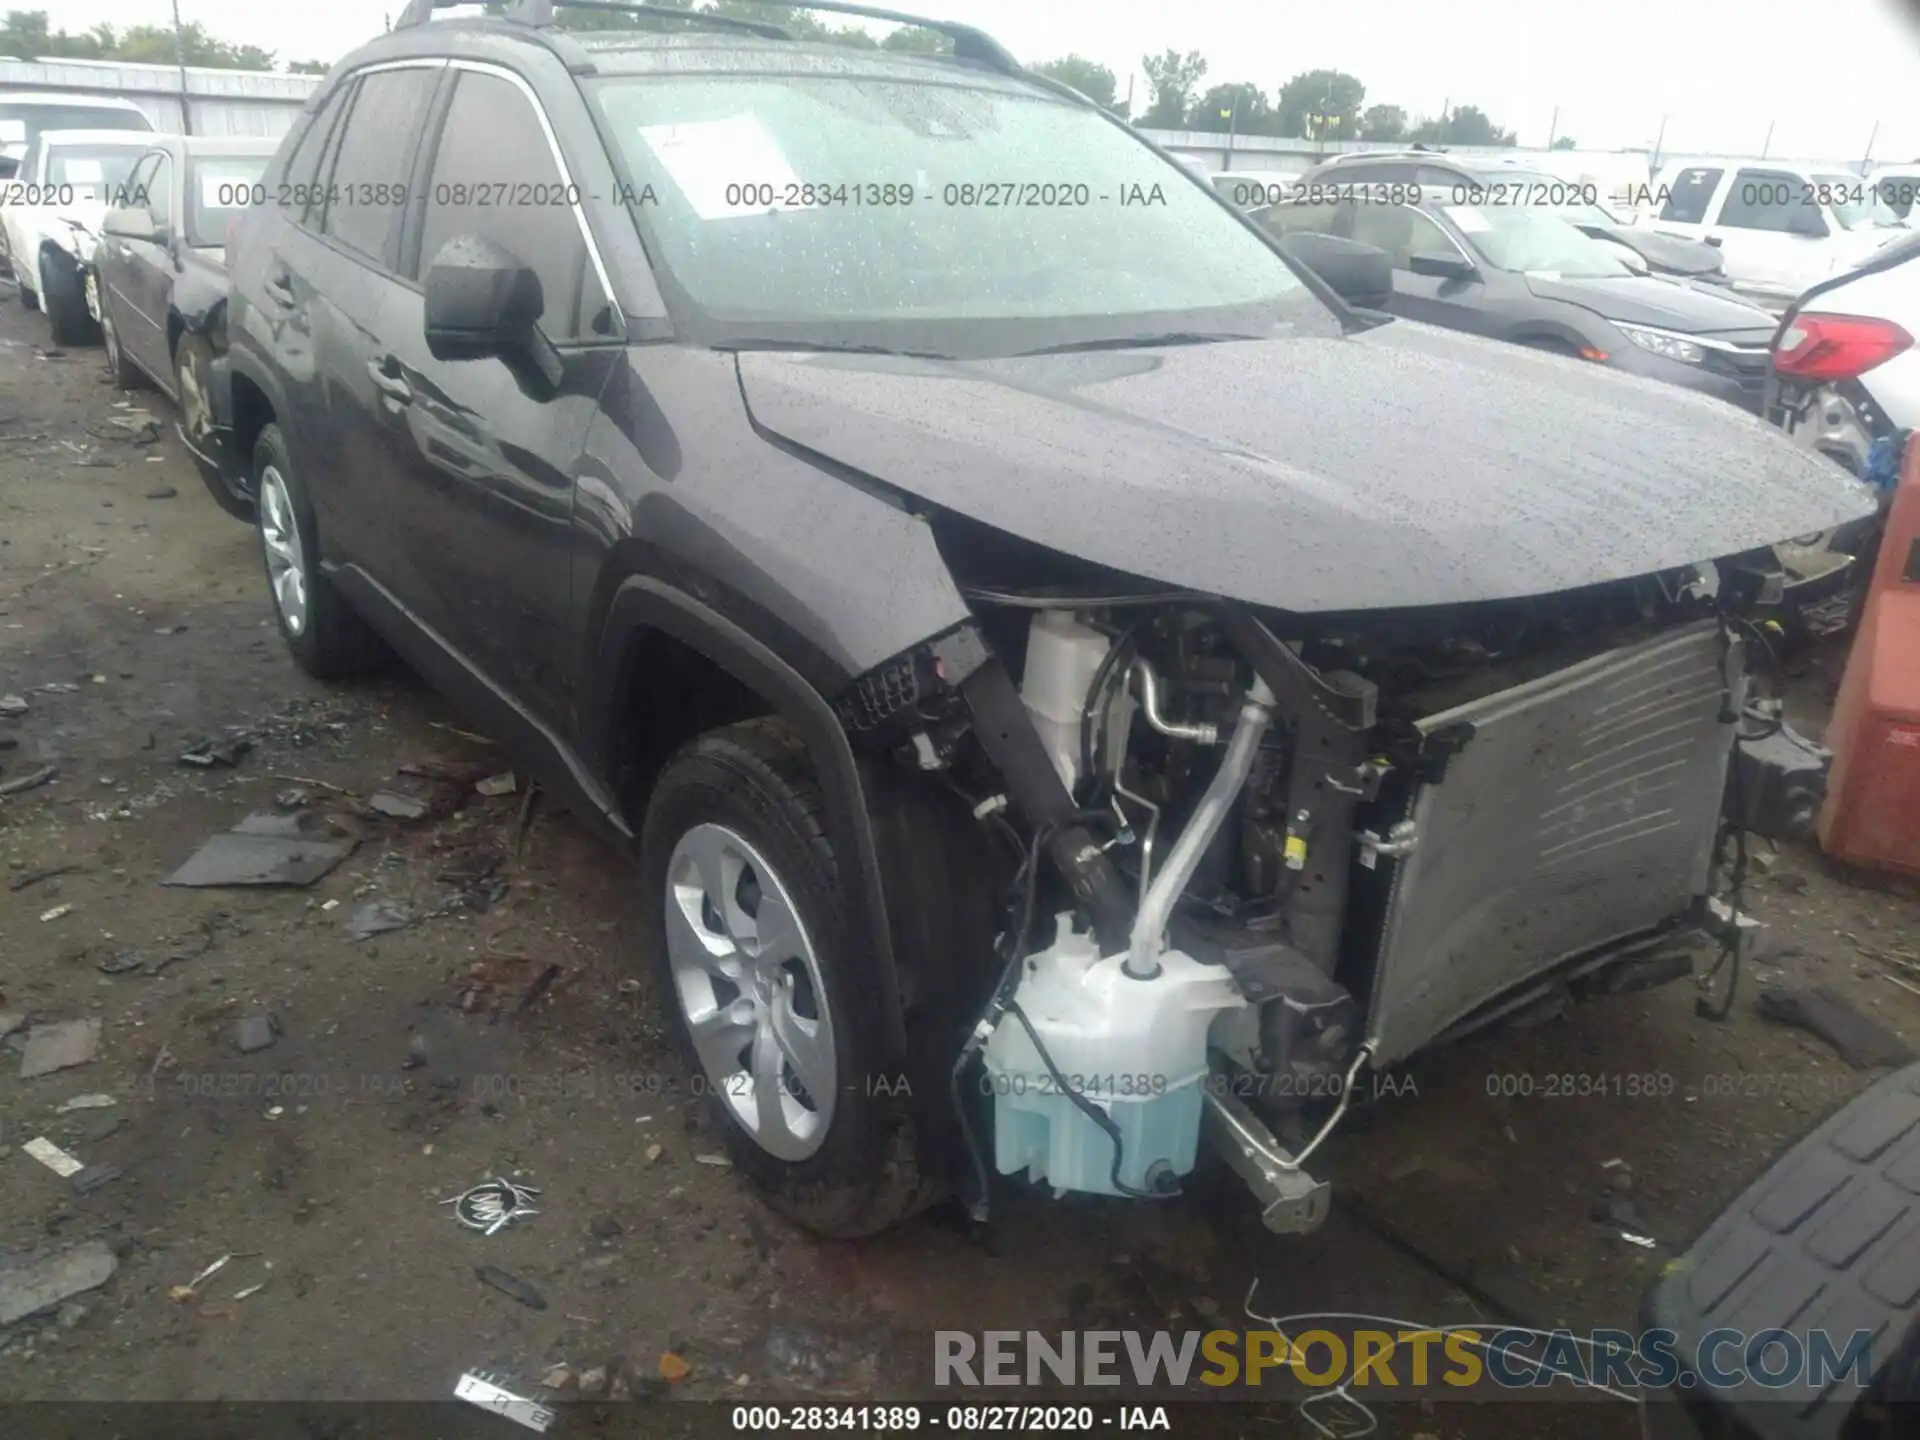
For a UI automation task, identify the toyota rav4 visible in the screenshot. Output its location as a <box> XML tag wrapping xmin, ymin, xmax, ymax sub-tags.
<box><xmin>221</xmin><ymin>0</ymin><xmax>1874</xmax><ymax>1241</ymax></box>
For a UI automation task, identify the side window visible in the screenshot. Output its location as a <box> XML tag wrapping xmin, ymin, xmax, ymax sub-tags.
<box><xmin>1257</xmin><ymin>199</ymin><xmax>1340</xmax><ymax>236</ymax></box>
<box><xmin>146</xmin><ymin>154</ymin><xmax>174</xmax><ymax>229</ymax></box>
<box><xmin>322</xmin><ymin>66</ymin><xmax>439</xmax><ymax>268</ymax></box>
<box><xmin>1719</xmin><ymin>169</ymin><xmax>1818</xmax><ymax>234</ymax></box>
<box><xmin>1415</xmin><ymin>165</ymin><xmax>1464</xmax><ymax>188</ymax></box>
<box><xmin>1337</xmin><ymin>162</ymin><xmax>1419</xmax><ymax>185</ymax></box>
<box><xmin>1658</xmin><ymin>168</ymin><xmax>1722</xmax><ymax>224</ymax></box>
<box><xmin>415</xmin><ymin>70</ymin><xmax>609</xmax><ymax>342</ymax></box>
<box><xmin>119</xmin><ymin>152</ymin><xmax>160</xmax><ymax>213</ymax></box>
<box><xmin>279</xmin><ymin>86</ymin><xmax>352</xmax><ymax>217</ymax></box>
<box><xmin>1349</xmin><ymin>204</ymin><xmax>1455</xmax><ymax>269</ymax></box>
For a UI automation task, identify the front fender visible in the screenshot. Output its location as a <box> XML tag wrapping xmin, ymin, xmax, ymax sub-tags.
<box><xmin>592</xmin><ymin>576</ymin><xmax>909</xmax><ymax>1059</ymax></box>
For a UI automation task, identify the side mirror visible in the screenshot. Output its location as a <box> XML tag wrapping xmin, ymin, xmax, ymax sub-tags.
<box><xmin>1408</xmin><ymin>250</ymin><xmax>1479</xmax><ymax>281</ymax></box>
<box><xmin>0</xmin><ymin>155</ymin><xmax>18</xmax><ymax>181</ymax></box>
<box><xmin>424</xmin><ymin>234</ymin><xmax>545</xmax><ymax>363</ymax></box>
<box><xmin>103</xmin><ymin>207</ymin><xmax>158</xmax><ymax>242</ymax></box>
<box><xmin>1276</xmin><ymin>231</ymin><xmax>1395</xmax><ymax>309</ymax></box>
<box><xmin>1787</xmin><ymin>206</ymin><xmax>1829</xmax><ymax>239</ymax></box>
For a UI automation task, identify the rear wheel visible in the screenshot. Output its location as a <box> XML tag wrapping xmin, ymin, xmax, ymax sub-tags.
<box><xmin>101</xmin><ymin>301</ymin><xmax>145</xmax><ymax>390</ymax></box>
<box><xmin>639</xmin><ymin>721</ymin><xmax>939</xmax><ymax>1238</ymax></box>
<box><xmin>253</xmin><ymin>423</ymin><xmax>382</xmax><ymax>680</ymax></box>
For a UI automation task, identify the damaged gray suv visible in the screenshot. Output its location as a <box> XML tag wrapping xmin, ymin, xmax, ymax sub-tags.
<box><xmin>223</xmin><ymin>0</ymin><xmax>1875</xmax><ymax>1237</ymax></box>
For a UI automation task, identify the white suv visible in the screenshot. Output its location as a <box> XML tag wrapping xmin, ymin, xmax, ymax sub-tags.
<box><xmin>1646</xmin><ymin>160</ymin><xmax>1910</xmax><ymax>311</ymax></box>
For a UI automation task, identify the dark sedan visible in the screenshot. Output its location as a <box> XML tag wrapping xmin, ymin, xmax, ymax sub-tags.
<box><xmin>1257</xmin><ymin>187</ymin><xmax>1779</xmax><ymax>412</ymax></box>
<box><xmin>94</xmin><ymin>135</ymin><xmax>279</xmax><ymax>518</ymax></box>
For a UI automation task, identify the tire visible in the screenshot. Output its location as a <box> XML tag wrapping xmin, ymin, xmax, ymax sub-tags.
<box><xmin>39</xmin><ymin>254</ymin><xmax>98</xmax><ymax>347</ymax></box>
<box><xmin>101</xmin><ymin>301</ymin><xmax>145</xmax><ymax>390</ymax></box>
<box><xmin>252</xmin><ymin>422</ymin><xmax>382</xmax><ymax>680</ymax></box>
<box><xmin>639</xmin><ymin>720</ymin><xmax>942</xmax><ymax>1238</ymax></box>
<box><xmin>178</xmin><ymin>335</ymin><xmax>252</xmax><ymax>522</ymax></box>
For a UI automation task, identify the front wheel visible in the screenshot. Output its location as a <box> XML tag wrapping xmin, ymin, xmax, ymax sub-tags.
<box><xmin>40</xmin><ymin>255</ymin><xmax>98</xmax><ymax>347</ymax></box>
<box><xmin>639</xmin><ymin>720</ymin><xmax>937</xmax><ymax>1238</ymax></box>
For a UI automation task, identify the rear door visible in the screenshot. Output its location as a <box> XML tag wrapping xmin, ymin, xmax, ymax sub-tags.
<box><xmin>367</xmin><ymin>62</ymin><xmax>619</xmax><ymax>729</ymax></box>
<box><xmin>277</xmin><ymin>62</ymin><xmax>445</xmax><ymax>588</ymax></box>
<box><xmin>118</xmin><ymin>148</ymin><xmax>178</xmax><ymax>381</ymax></box>
<box><xmin>98</xmin><ymin>148</ymin><xmax>168</xmax><ymax>373</ymax></box>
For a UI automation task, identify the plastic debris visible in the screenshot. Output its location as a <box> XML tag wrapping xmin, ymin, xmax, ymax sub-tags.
<box><xmin>455</xmin><ymin>1371</ymin><xmax>556</xmax><ymax>1432</ymax></box>
<box><xmin>234</xmin><ymin>1013</ymin><xmax>282</xmax><ymax>1054</ymax></box>
<box><xmin>24</xmin><ymin>1136</ymin><xmax>85</xmax><ymax>1178</ymax></box>
<box><xmin>660</xmin><ymin>1352</ymin><xmax>691</xmax><ymax>1384</ymax></box>
<box><xmin>72</xmin><ymin>1163</ymin><xmax>122</xmax><ymax>1196</ymax></box>
<box><xmin>368</xmin><ymin>791</ymin><xmax>428</xmax><ymax>820</ymax></box>
<box><xmin>346</xmin><ymin>901</ymin><xmax>414</xmax><ymax>941</ymax></box>
<box><xmin>0</xmin><ymin>1241</ymin><xmax>118</xmax><ymax>1326</ymax></box>
<box><xmin>232</xmin><ymin>1283</ymin><xmax>266</xmax><ymax>1301</ymax></box>
<box><xmin>1620</xmin><ymin>1232</ymin><xmax>1658</xmax><ymax>1249</ymax></box>
<box><xmin>177</xmin><ymin>736</ymin><xmax>252</xmax><ymax>769</ymax></box>
<box><xmin>164</xmin><ymin>825</ymin><xmax>354</xmax><ymax>889</ymax></box>
<box><xmin>474</xmin><ymin>1265</ymin><xmax>548</xmax><ymax>1310</ymax></box>
<box><xmin>0</xmin><ymin>765</ymin><xmax>58</xmax><ymax>796</ymax></box>
<box><xmin>20</xmin><ymin>1018</ymin><xmax>101</xmax><ymax>1078</ymax></box>
<box><xmin>56</xmin><ymin>1094</ymin><xmax>116</xmax><ymax>1113</ymax></box>
<box><xmin>476</xmin><ymin>773</ymin><xmax>518</xmax><ymax>798</ymax></box>
<box><xmin>169</xmin><ymin>1254</ymin><xmax>231</xmax><ymax>1302</ymax></box>
<box><xmin>0</xmin><ymin>694</ymin><xmax>27</xmax><ymax>716</ymax></box>
<box><xmin>695</xmin><ymin>1153</ymin><xmax>733</xmax><ymax>1168</ymax></box>
<box><xmin>443</xmin><ymin>1177</ymin><xmax>541</xmax><ymax>1235</ymax></box>
<box><xmin>38</xmin><ymin>904</ymin><xmax>73</xmax><ymax>923</ymax></box>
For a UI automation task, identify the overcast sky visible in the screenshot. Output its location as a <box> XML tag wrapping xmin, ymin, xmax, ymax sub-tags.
<box><xmin>40</xmin><ymin>0</ymin><xmax>1920</xmax><ymax>160</ymax></box>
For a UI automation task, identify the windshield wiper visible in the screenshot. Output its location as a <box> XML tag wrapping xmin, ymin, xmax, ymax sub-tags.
<box><xmin>1013</xmin><ymin>332</ymin><xmax>1254</xmax><ymax>357</ymax></box>
<box><xmin>721</xmin><ymin>339</ymin><xmax>954</xmax><ymax>361</ymax></box>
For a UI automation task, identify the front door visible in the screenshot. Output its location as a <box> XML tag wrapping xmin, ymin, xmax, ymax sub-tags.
<box><xmin>364</xmin><ymin>63</ymin><xmax>619</xmax><ymax>731</ymax></box>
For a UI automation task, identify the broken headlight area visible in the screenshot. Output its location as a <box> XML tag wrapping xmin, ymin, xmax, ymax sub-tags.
<box><xmin>835</xmin><ymin>540</ymin><xmax>1806</xmax><ymax>1231</ymax></box>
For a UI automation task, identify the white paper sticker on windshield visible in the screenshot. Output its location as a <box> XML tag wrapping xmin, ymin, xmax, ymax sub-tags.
<box><xmin>63</xmin><ymin>158</ymin><xmax>104</xmax><ymax>184</ymax></box>
<box><xmin>637</xmin><ymin>115</ymin><xmax>806</xmax><ymax>221</ymax></box>
<box><xmin>1443</xmin><ymin>205</ymin><xmax>1490</xmax><ymax>232</ymax></box>
<box><xmin>0</xmin><ymin>119</ymin><xmax>25</xmax><ymax>144</ymax></box>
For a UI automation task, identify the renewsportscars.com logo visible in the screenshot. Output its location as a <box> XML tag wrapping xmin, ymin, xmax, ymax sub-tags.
<box><xmin>934</xmin><ymin>1320</ymin><xmax>1875</xmax><ymax>1395</ymax></box>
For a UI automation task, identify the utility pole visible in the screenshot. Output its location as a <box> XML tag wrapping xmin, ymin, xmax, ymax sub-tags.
<box><xmin>1222</xmin><ymin>94</ymin><xmax>1238</xmax><ymax>170</ymax></box>
<box><xmin>1651</xmin><ymin>113</ymin><xmax>1668</xmax><ymax>170</ymax></box>
<box><xmin>1760</xmin><ymin>119</ymin><xmax>1774</xmax><ymax>160</ymax></box>
<box><xmin>170</xmin><ymin>0</ymin><xmax>193</xmax><ymax>135</ymax></box>
<box><xmin>1862</xmin><ymin>119</ymin><xmax>1880</xmax><ymax>171</ymax></box>
<box><xmin>1546</xmin><ymin>104</ymin><xmax>1558</xmax><ymax>151</ymax></box>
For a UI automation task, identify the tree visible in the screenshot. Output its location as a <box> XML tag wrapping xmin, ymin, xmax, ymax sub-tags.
<box><xmin>0</xmin><ymin>10</ymin><xmax>111</xmax><ymax>60</ymax></box>
<box><xmin>1139</xmin><ymin>48</ymin><xmax>1206</xmax><ymax>129</ymax></box>
<box><xmin>1358</xmin><ymin>104</ymin><xmax>1408</xmax><ymax>142</ymax></box>
<box><xmin>1188</xmin><ymin>82</ymin><xmax>1269</xmax><ymax>135</ymax></box>
<box><xmin>1550</xmin><ymin>135</ymin><xmax>1577</xmax><ymax>150</ymax></box>
<box><xmin>1274</xmin><ymin>69</ymin><xmax>1365</xmax><ymax>140</ymax></box>
<box><xmin>1409</xmin><ymin>105</ymin><xmax>1517</xmax><ymax>147</ymax></box>
<box><xmin>1031</xmin><ymin>55</ymin><xmax>1119</xmax><ymax>111</ymax></box>
<box><xmin>114</xmin><ymin>22</ymin><xmax>275</xmax><ymax>70</ymax></box>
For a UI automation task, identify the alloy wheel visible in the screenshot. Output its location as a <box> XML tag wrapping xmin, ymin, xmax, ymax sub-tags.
<box><xmin>257</xmin><ymin>465</ymin><xmax>309</xmax><ymax>637</ymax></box>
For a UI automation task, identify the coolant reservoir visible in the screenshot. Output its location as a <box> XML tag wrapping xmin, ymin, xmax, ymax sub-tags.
<box><xmin>983</xmin><ymin>914</ymin><xmax>1245</xmax><ymax>1197</ymax></box>
<box><xmin>1020</xmin><ymin>612</ymin><xmax>1130</xmax><ymax>792</ymax></box>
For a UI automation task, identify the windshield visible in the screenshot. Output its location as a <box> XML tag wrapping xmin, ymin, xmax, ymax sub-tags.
<box><xmin>1446</xmin><ymin>202</ymin><xmax>1634</xmax><ymax>278</ymax></box>
<box><xmin>0</xmin><ymin>105</ymin><xmax>152</xmax><ymax>149</ymax></box>
<box><xmin>1816</xmin><ymin>173</ymin><xmax>1905</xmax><ymax>230</ymax></box>
<box><xmin>44</xmin><ymin>145</ymin><xmax>149</xmax><ymax>203</ymax></box>
<box><xmin>587</xmin><ymin>72</ymin><xmax>1335</xmax><ymax>355</ymax></box>
<box><xmin>187</xmin><ymin>156</ymin><xmax>272</xmax><ymax>248</ymax></box>
<box><xmin>1877</xmin><ymin>176</ymin><xmax>1919</xmax><ymax>219</ymax></box>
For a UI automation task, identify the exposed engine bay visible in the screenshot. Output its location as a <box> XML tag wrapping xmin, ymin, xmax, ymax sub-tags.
<box><xmin>833</xmin><ymin>523</ymin><xmax>1819</xmax><ymax>1234</ymax></box>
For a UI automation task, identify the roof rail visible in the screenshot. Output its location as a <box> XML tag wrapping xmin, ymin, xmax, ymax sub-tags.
<box><xmin>508</xmin><ymin>0</ymin><xmax>1021</xmax><ymax>72</ymax></box>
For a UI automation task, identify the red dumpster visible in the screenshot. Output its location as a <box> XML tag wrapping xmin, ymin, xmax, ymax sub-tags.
<box><xmin>1820</xmin><ymin>434</ymin><xmax>1920</xmax><ymax>875</ymax></box>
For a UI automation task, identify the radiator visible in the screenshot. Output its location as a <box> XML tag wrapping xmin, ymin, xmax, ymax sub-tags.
<box><xmin>1364</xmin><ymin>620</ymin><xmax>1742</xmax><ymax>1065</ymax></box>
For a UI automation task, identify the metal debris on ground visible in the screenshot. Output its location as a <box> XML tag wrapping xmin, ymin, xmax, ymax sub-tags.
<box><xmin>367</xmin><ymin>790</ymin><xmax>429</xmax><ymax>820</ymax></box>
<box><xmin>274</xmin><ymin>787</ymin><xmax>312</xmax><ymax>809</ymax></box>
<box><xmin>232</xmin><ymin>1283</ymin><xmax>266</xmax><ymax>1301</ymax></box>
<box><xmin>55</xmin><ymin>1094</ymin><xmax>116</xmax><ymax>1114</ymax></box>
<box><xmin>234</xmin><ymin>1013</ymin><xmax>282</xmax><ymax>1054</ymax></box>
<box><xmin>345</xmin><ymin>901</ymin><xmax>415</xmax><ymax>941</ymax></box>
<box><xmin>168</xmin><ymin>1254</ymin><xmax>231</xmax><ymax>1303</ymax></box>
<box><xmin>177</xmin><ymin>735</ymin><xmax>253</xmax><ymax>769</ymax></box>
<box><xmin>8</xmin><ymin>864</ymin><xmax>80</xmax><ymax>892</ymax></box>
<box><xmin>1756</xmin><ymin>983</ymin><xmax>1916</xmax><ymax>1069</ymax></box>
<box><xmin>38</xmin><ymin>904</ymin><xmax>72</xmax><ymax>923</ymax></box>
<box><xmin>164</xmin><ymin>821</ymin><xmax>355</xmax><ymax>889</ymax></box>
<box><xmin>0</xmin><ymin>765</ymin><xmax>58</xmax><ymax>796</ymax></box>
<box><xmin>19</xmin><ymin>1018</ymin><xmax>101</xmax><ymax>1078</ymax></box>
<box><xmin>476</xmin><ymin>772</ymin><xmax>518</xmax><ymax>798</ymax></box>
<box><xmin>97</xmin><ymin>952</ymin><xmax>147</xmax><ymax>976</ymax></box>
<box><xmin>0</xmin><ymin>1240</ymin><xmax>118</xmax><ymax>1327</ymax></box>
<box><xmin>695</xmin><ymin>1153</ymin><xmax>733</xmax><ymax>1168</ymax></box>
<box><xmin>71</xmin><ymin>1163</ymin><xmax>122</xmax><ymax>1196</ymax></box>
<box><xmin>0</xmin><ymin>694</ymin><xmax>27</xmax><ymax>716</ymax></box>
<box><xmin>23</xmin><ymin>1136</ymin><xmax>86</xmax><ymax>1178</ymax></box>
<box><xmin>454</xmin><ymin>1371</ymin><xmax>556</xmax><ymax>1433</ymax></box>
<box><xmin>443</xmin><ymin>1177</ymin><xmax>542</xmax><ymax>1235</ymax></box>
<box><xmin>474</xmin><ymin>1265</ymin><xmax>548</xmax><ymax>1310</ymax></box>
<box><xmin>1620</xmin><ymin>1232</ymin><xmax>1658</xmax><ymax>1249</ymax></box>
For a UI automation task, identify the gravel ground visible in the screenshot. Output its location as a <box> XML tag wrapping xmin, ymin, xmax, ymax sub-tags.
<box><xmin>2</xmin><ymin>286</ymin><xmax>1917</xmax><ymax>1437</ymax></box>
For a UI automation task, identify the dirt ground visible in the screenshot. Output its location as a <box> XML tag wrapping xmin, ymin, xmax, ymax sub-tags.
<box><xmin>2</xmin><ymin>285</ymin><xmax>1919</xmax><ymax>1437</ymax></box>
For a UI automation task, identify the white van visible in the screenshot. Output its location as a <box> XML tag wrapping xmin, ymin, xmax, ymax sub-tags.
<box><xmin>1644</xmin><ymin>159</ymin><xmax>1909</xmax><ymax>310</ymax></box>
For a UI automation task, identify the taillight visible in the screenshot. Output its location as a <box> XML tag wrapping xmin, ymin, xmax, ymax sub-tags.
<box><xmin>1772</xmin><ymin>312</ymin><xmax>1914</xmax><ymax>381</ymax></box>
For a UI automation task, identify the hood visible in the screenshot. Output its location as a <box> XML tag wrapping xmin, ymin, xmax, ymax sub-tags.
<box><xmin>1589</xmin><ymin>223</ymin><xmax>1723</xmax><ymax>277</ymax></box>
<box><xmin>735</xmin><ymin>323</ymin><xmax>1873</xmax><ymax>615</ymax></box>
<box><xmin>1523</xmin><ymin>273</ymin><xmax>1777</xmax><ymax>340</ymax></box>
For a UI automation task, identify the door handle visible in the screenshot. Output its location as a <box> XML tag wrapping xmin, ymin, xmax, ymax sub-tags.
<box><xmin>367</xmin><ymin>356</ymin><xmax>412</xmax><ymax>404</ymax></box>
<box><xmin>263</xmin><ymin>268</ymin><xmax>295</xmax><ymax>306</ymax></box>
